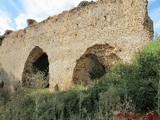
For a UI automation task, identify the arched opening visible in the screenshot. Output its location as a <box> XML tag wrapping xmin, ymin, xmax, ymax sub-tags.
<box><xmin>22</xmin><ymin>46</ymin><xmax>49</xmax><ymax>89</ymax></box>
<box><xmin>73</xmin><ymin>54</ymin><xmax>106</xmax><ymax>86</ymax></box>
<box><xmin>72</xmin><ymin>44</ymin><xmax>120</xmax><ymax>86</ymax></box>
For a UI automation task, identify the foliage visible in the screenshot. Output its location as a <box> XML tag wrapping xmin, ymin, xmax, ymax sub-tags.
<box><xmin>27</xmin><ymin>19</ymin><xmax>37</xmax><ymax>26</ymax></box>
<box><xmin>78</xmin><ymin>1</ymin><xmax>95</xmax><ymax>7</ymax></box>
<box><xmin>23</xmin><ymin>70</ymin><xmax>49</xmax><ymax>89</ymax></box>
<box><xmin>0</xmin><ymin>36</ymin><xmax>4</xmax><ymax>46</ymax></box>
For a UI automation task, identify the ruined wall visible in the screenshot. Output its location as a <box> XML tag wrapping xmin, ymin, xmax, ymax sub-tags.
<box><xmin>0</xmin><ymin>0</ymin><xmax>153</xmax><ymax>92</ymax></box>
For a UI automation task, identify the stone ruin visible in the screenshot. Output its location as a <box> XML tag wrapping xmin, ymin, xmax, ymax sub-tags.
<box><xmin>0</xmin><ymin>0</ymin><xmax>153</xmax><ymax>92</ymax></box>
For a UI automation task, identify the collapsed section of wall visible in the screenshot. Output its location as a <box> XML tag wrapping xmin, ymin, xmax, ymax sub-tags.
<box><xmin>0</xmin><ymin>0</ymin><xmax>153</xmax><ymax>92</ymax></box>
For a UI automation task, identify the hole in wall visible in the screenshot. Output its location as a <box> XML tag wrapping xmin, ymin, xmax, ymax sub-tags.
<box><xmin>0</xmin><ymin>82</ymin><xmax>4</xmax><ymax>88</ymax></box>
<box><xmin>72</xmin><ymin>43</ymin><xmax>120</xmax><ymax>86</ymax></box>
<box><xmin>73</xmin><ymin>54</ymin><xmax>106</xmax><ymax>86</ymax></box>
<box><xmin>54</xmin><ymin>84</ymin><xmax>59</xmax><ymax>91</ymax></box>
<box><xmin>22</xmin><ymin>46</ymin><xmax>49</xmax><ymax>89</ymax></box>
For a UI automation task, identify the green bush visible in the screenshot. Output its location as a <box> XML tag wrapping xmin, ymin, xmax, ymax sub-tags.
<box><xmin>107</xmin><ymin>38</ymin><xmax>160</xmax><ymax>113</ymax></box>
<box><xmin>27</xmin><ymin>19</ymin><xmax>37</xmax><ymax>26</ymax></box>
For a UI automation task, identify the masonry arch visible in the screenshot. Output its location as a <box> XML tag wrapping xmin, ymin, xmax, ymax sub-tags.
<box><xmin>72</xmin><ymin>44</ymin><xmax>120</xmax><ymax>86</ymax></box>
<box><xmin>22</xmin><ymin>46</ymin><xmax>49</xmax><ymax>89</ymax></box>
<box><xmin>73</xmin><ymin>53</ymin><xmax>106</xmax><ymax>86</ymax></box>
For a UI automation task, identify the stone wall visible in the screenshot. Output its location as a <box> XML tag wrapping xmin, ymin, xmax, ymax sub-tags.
<box><xmin>0</xmin><ymin>0</ymin><xmax>153</xmax><ymax>92</ymax></box>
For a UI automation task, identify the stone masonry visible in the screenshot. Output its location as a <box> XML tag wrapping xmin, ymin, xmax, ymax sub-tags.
<box><xmin>0</xmin><ymin>0</ymin><xmax>153</xmax><ymax>92</ymax></box>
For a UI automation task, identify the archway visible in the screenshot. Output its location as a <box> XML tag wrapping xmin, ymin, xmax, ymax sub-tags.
<box><xmin>73</xmin><ymin>54</ymin><xmax>106</xmax><ymax>86</ymax></box>
<box><xmin>22</xmin><ymin>46</ymin><xmax>49</xmax><ymax>89</ymax></box>
<box><xmin>72</xmin><ymin>44</ymin><xmax>120</xmax><ymax>86</ymax></box>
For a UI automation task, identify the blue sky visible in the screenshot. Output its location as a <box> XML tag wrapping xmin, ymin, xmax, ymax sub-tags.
<box><xmin>148</xmin><ymin>0</ymin><xmax>160</xmax><ymax>35</ymax></box>
<box><xmin>0</xmin><ymin>0</ymin><xmax>159</xmax><ymax>35</ymax></box>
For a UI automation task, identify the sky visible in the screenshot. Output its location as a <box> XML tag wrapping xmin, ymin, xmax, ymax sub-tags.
<box><xmin>0</xmin><ymin>0</ymin><xmax>159</xmax><ymax>35</ymax></box>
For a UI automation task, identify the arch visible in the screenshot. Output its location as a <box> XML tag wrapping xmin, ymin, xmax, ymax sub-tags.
<box><xmin>22</xmin><ymin>46</ymin><xmax>49</xmax><ymax>89</ymax></box>
<box><xmin>72</xmin><ymin>44</ymin><xmax>120</xmax><ymax>86</ymax></box>
<box><xmin>73</xmin><ymin>53</ymin><xmax>106</xmax><ymax>86</ymax></box>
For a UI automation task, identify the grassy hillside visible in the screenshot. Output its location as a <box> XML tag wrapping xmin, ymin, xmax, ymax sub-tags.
<box><xmin>0</xmin><ymin>36</ymin><xmax>160</xmax><ymax>120</ymax></box>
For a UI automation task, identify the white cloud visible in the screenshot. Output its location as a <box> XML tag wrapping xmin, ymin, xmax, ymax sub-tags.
<box><xmin>5</xmin><ymin>0</ymin><xmax>159</xmax><ymax>35</ymax></box>
<box><xmin>0</xmin><ymin>0</ymin><xmax>97</xmax><ymax>35</ymax></box>
<box><xmin>14</xmin><ymin>0</ymin><xmax>97</xmax><ymax>30</ymax></box>
<box><xmin>0</xmin><ymin>10</ymin><xmax>15</xmax><ymax>35</ymax></box>
<box><xmin>155</xmin><ymin>21</ymin><xmax>160</xmax><ymax>30</ymax></box>
<box><xmin>14</xmin><ymin>14</ymin><xmax>28</xmax><ymax>30</ymax></box>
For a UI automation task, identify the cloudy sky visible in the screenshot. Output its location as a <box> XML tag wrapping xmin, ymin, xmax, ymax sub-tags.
<box><xmin>0</xmin><ymin>0</ymin><xmax>159</xmax><ymax>35</ymax></box>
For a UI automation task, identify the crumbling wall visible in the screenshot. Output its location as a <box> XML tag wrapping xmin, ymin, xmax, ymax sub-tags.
<box><xmin>0</xmin><ymin>0</ymin><xmax>153</xmax><ymax>92</ymax></box>
<box><xmin>0</xmin><ymin>63</ymin><xmax>20</xmax><ymax>92</ymax></box>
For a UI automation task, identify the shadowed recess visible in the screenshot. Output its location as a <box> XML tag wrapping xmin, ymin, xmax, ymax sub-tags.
<box><xmin>72</xmin><ymin>43</ymin><xmax>120</xmax><ymax>86</ymax></box>
<box><xmin>22</xmin><ymin>46</ymin><xmax>49</xmax><ymax>89</ymax></box>
<box><xmin>73</xmin><ymin>54</ymin><xmax>106</xmax><ymax>86</ymax></box>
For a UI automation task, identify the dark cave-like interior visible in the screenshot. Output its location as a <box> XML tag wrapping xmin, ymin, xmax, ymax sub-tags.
<box><xmin>22</xmin><ymin>46</ymin><xmax>49</xmax><ymax>89</ymax></box>
<box><xmin>73</xmin><ymin>54</ymin><xmax>106</xmax><ymax>86</ymax></box>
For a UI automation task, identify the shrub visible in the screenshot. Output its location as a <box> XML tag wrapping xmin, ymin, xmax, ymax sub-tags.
<box><xmin>78</xmin><ymin>1</ymin><xmax>94</xmax><ymax>7</ymax></box>
<box><xmin>107</xmin><ymin>38</ymin><xmax>160</xmax><ymax>113</ymax></box>
<box><xmin>23</xmin><ymin>70</ymin><xmax>49</xmax><ymax>89</ymax></box>
<box><xmin>78</xmin><ymin>1</ymin><xmax>89</xmax><ymax>7</ymax></box>
<box><xmin>0</xmin><ymin>36</ymin><xmax>4</xmax><ymax>46</ymax></box>
<box><xmin>27</xmin><ymin>19</ymin><xmax>37</xmax><ymax>26</ymax></box>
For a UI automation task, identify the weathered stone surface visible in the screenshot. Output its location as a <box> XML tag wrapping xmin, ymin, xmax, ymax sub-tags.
<box><xmin>3</xmin><ymin>30</ymin><xmax>13</xmax><ymax>36</ymax></box>
<box><xmin>0</xmin><ymin>30</ymin><xmax>13</xmax><ymax>46</ymax></box>
<box><xmin>0</xmin><ymin>0</ymin><xmax>153</xmax><ymax>92</ymax></box>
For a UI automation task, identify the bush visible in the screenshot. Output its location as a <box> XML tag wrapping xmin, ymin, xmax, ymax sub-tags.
<box><xmin>0</xmin><ymin>36</ymin><xmax>4</xmax><ymax>46</ymax></box>
<box><xmin>27</xmin><ymin>19</ymin><xmax>37</xmax><ymax>26</ymax></box>
<box><xmin>107</xmin><ymin>38</ymin><xmax>160</xmax><ymax>113</ymax></box>
<box><xmin>78</xmin><ymin>1</ymin><xmax>94</xmax><ymax>7</ymax></box>
<box><xmin>23</xmin><ymin>70</ymin><xmax>49</xmax><ymax>89</ymax></box>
